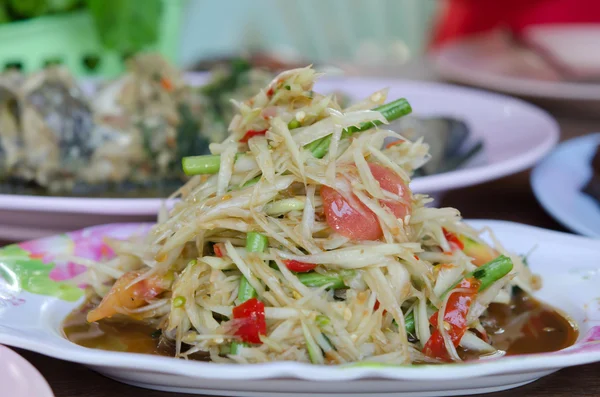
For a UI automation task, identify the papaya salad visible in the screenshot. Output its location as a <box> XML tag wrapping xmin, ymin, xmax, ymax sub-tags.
<box><xmin>68</xmin><ymin>66</ymin><xmax>565</xmax><ymax>365</ymax></box>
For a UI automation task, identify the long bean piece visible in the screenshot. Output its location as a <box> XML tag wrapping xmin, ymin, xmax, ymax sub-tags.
<box><xmin>297</xmin><ymin>270</ymin><xmax>354</xmax><ymax>289</ymax></box>
<box><xmin>442</xmin><ymin>255</ymin><xmax>513</xmax><ymax>299</ymax></box>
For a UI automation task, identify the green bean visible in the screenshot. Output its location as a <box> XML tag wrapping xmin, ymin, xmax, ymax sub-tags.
<box><xmin>237</xmin><ymin>277</ymin><xmax>257</xmax><ymax>302</ymax></box>
<box><xmin>297</xmin><ymin>270</ymin><xmax>354</xmax><ymax>289</ymax></box>
<box><xmin>442</xmin><ymin>255</ymin><xmax>513</xmax><ymax>299</ymax></box>
<box><xmin>182</xmin><ymin>154</ymin><xmax>221</xmax><ymax>176</ymax></box>
<box><xmin>404</xmin><ymin>311</ymin><xmax>415</xmax><ymax>336</ymax></box>
<box><xmin>237</xmin><ymin>231</ymin><xmax>268</xmax><ymax>303</ymax></box>
<box><xmin>246</xmin><ymin>231</ymin><xmax>268</xmax><ymax>253</ymax></box>
<box><xmin>302</xmin><ymin>322</ymin><xmax>324</xmax><ymax>364</ymax></box>
<box><xmin>310</xmin><ymin>98</ymin><xmax>412</xmax><ymax>159</ymax></box>
<box><xmin>182</xmin><ymin>98</ymin><xmax>412</xmax><ymax>175</ymax></box>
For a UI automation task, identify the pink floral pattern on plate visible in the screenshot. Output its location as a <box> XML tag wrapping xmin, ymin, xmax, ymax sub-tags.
<box><xmin>17</xmin><ymin>223</ymin><xmax>153</xmax><ymax>282</ymax></box>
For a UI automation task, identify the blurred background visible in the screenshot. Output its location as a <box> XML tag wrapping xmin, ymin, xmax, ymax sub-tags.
<box><xmin>0</xmin><ymin>0</ymin><xmax>438</xmax><ymax>75</ymax></box>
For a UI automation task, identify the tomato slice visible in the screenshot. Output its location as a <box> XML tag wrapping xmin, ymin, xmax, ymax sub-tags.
<box><xmin>320</xmin><ymin>163</ymin><xmax>412</xmax><ymax>241</ymax></box>
<box><xmin>321</xmin><ymin>185</ymin><xmax>383</xmax><ymax>241</ymax></box>
<box><xmin>368</xmin><ymin>163</ymin><xmax>411</xmax><ymax>220</ymax></box>
<box><xmin>284</xmin><ymin>259</ymin><xmax>317</xmax><ymax>273</ymax></box>
<box><xmin>442</xmin><ymin>228</ymin><xmax>464</xmax><ymax>251</ymax></box>
<box><xmin>423</xmin><ymin>278</ymin><xmax>480</xmax><ymax>361</ymax></box>
<box><xmin>232</xmin><ymin>298</ymin><xmax>266</xmax><ymax>344</ymax></box>
<box><xmin>240</xmin><ymin>129</ymin><xmax>267</xmax><ymax>143</ymax></box>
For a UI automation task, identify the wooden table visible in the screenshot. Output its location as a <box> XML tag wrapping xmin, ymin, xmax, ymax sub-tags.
<box><xmin>4</xmin><ymin>101</ymin><xmax>600</xmax><ymax>396</ymax></box>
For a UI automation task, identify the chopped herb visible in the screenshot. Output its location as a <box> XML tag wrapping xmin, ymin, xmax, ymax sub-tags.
<box><xmin>173</xmin><ymin>296</ymin><xmax>186</xmax><ymax>308</ymax></box>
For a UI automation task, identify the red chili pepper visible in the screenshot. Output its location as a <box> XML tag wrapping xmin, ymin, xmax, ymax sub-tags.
<box><xmin>213</xmin><ymin>243</ymin><xmax>225</xmax><ymax>258</ymax></box>
<box><xmin>266</xmin><ymin>87</ymin><xmax>274</xmax><ymax>97</ymax></box>
<box><xmin>283</xmin><ymin>259</ymin><xmax>317</xmax><ymax>273</ymax></box>
<box><xmin>423</xmin><ymin>277</ymin><xmax>480</xmax><ymax>361</ymax></box>
<box><xmin>443</xmin><ymin>228</ymin><xmax>464</xmax><ymax>251</ymax></box>
<box><xmin>232</xmin><ymin>298</ymin><xmax>266</xmax><ymax>344</ymax></box>
<box><xmin>373</xmin><ymin>300</ymin><xmax>388</xmax><ymax>315</ymax></box>
<box><xmin>239</xmin><ymin>129</ymin><xmax>267</xmax><ymax>143</ymax></box>
<box><xmin>374</xmin><ymin>300</ymin><xmax>380</xmax><ymax>311</ymax></box>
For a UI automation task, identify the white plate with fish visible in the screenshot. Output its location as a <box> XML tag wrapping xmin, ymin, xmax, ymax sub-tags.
<box><xmin>531</xmin><ymin>133</ymin><xmax>600</xmax><ymax>237</ymax></box>
<box><xmin>0</xmin><ymin>220</ymin><xmax>598</xmax><ymax>396</ymax></box>
<box><xmin>0</xmin><ymin>76</ymin><xmax>558</xmax><ymax>240</ymax></box>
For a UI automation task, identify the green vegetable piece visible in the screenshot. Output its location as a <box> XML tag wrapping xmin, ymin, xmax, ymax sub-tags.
<box><xmin>230</xmin><ymin>341</ymin><xmax>243</xmax><ymax>355</ymax></box>
<box><xmin>404</xmin><ymin>311</ymin><xmax>416</xmax><ymax>337</ymax></box>
<box><xmin>173</xmin><ymin>296</ymin><xmax>186</xmax><ymax>308</ymax></box>
<box><xmin>309</xmin><ymin>98</ymin><xmax>412</xmax><ymax>159</ymax></box>
<box><xmin>245</xmin><ymin>232</ymin><xmax>268</xmax><ymax>253</ymax></box>
<box><xmin>302</xmin><ymin>322</ymin><xmax>324</xmax><ymax>364</ymax></box>
<box><xmin>297</xmin><ymin>270</ymin><xmax>354</xmax><ymax>289</ymax></box>
<box><xmin>182</xmin><ymin>155</ymin><xmax>221</xmax><ymax>176</ymax></box>
<box><xmin>87</xmin><ymin>0</ymin><xmax>162</xmax><ymax>53</ymax></box>
<box><xmin>442</xmin><ymin>255</ymin><xmax>514</xmax><ymax>299</ymax></box>
<box><xmin>315</xmin><ymin>314</ymin><xmax>330</xmax><ymax>328</ymax></box>
<box><xmin>240</xmin><ymin>176</ymin><xmax>261</xmax><ymax>188</ymax></box>
<box><xmin>237</xmin><ymin>277</ymin><xmax>257</xmax><ymax>302</ymax></box>
<box><xmin>288</xmin><ymin>119</ymin><xmax>301</xmax><ymax>130</ymax></box>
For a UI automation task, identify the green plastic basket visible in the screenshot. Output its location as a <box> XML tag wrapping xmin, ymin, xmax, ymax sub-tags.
<box><xmin>0</xmin><ymin>0</ymin><xmax>184</xmax><ymax>77</ymax></box>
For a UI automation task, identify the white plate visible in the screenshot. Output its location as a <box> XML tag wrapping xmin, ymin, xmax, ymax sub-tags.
<box><xmin>433</xmin><ymin>30</ymin><xmax>600</xmax><ymax>100</ymax></box>
<box><xmin>0</xmin><ymin>346</ymin><xmax>54</xmax><ymax>397</ymax></box>
<box><xmin>0</xmin><ymin>220</ymin><xmax>598</xmax><ymax>396</ymax></box>
<box><xmin>531</xmin><ymin>133</ymin><xmax>600</xmax><ymax>237</ymax></box>
<box><xmin>0</xmin><ymin>78</ymin><xmax>559</xmax><ymax>240</ymax></box>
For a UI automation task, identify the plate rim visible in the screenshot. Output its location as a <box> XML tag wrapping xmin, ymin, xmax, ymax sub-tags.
<box><xmin>0</xmin><ymin>78</ymin><xmax>559</xmax><ymax>214</ymax></box>
<box><xmin>433</xmin><ymin>32</ymin><xmax>600</xmax><ymax>100</ymax></box>
<box><xmin>531</xmin><ymin>133</ymin><xmax>600</xmax><ymax>238</ymax></box>
<box><xmin>0</xmin><ymin>220</ymin><xmax>598</xmax><ymax>382</ymax></box>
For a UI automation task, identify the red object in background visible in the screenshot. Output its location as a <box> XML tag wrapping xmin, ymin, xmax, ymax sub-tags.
<box><xmin>431</xmin><ymin>0</ymin><xmax>600</xmax><ymax>48</ymax></box>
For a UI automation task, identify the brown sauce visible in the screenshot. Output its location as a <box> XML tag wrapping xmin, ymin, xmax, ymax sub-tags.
<box><xmin>482</xmin><ymin>290</ymin><xmax>578</xmax><ymax>356</ymax></box>
<box><xmin>63</xmin><ymin>307</ymin><xmax>173</xmax><ymax>356</ymax></box>
<box><xmin>63</xmin><ymin>291</ymin><xmax>578</xmax><ymax>361</ymax></box>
